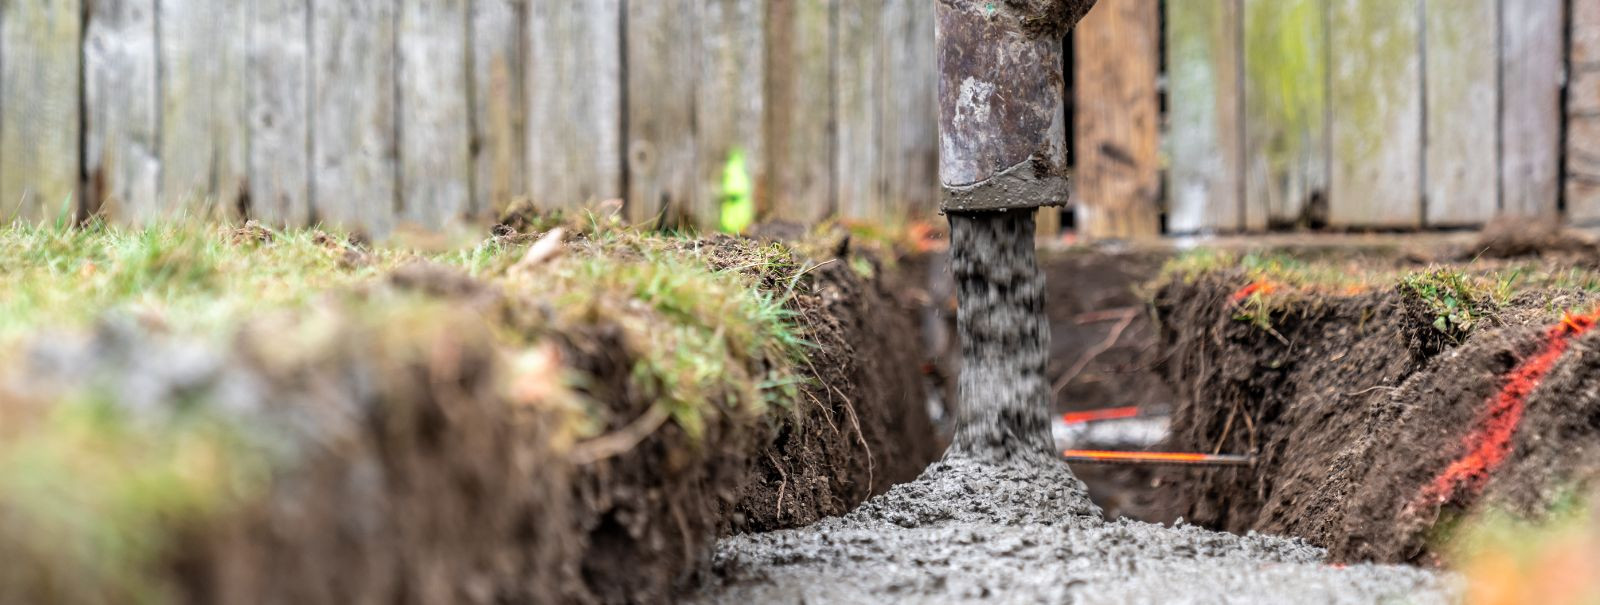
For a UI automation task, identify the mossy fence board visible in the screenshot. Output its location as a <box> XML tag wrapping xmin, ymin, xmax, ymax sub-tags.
<box><xmin>0</xmin><ymin>0</ymin><xmax>939</xmax><ymax>237</ymax></box>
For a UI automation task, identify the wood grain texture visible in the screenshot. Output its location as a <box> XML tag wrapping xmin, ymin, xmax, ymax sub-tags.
<box><xmin>1166</xmin><ymin>0</ymin><xmax>1242</xmax><ymax>233</ymax></box>
<box><xmin>764</xmin><ymin>0</ymin><xmax>833</xmax><ymax>223</ymax></box>
<box><xmin>1500</xmin><ymin>0</ymin><xmax>1563</xmax><ymax>218</ymax></box>
<box><xmin>1423</xmin><ymin>0</ymin><xmax>1496</xmax><ymax>226</ymax></box>
<box><xmin>834</xmin><ymin>0</ymin><xmax>881</xmax><ymax>220</ymax></box>
<box><xmin>471</xmin><ymin>0</ymin><xmax>524</xmax><ymax>218</ymax></box>
<box><xmin>398</xmin><ymin>0</ymin><xmax>471</xmax><ymax>227</ymax></box>
<box><xmin>527</xmin><ymin>0</ymin><xmax>622</xmax><ymax>210</ymax></box>
<box><xmin>1242</xmin><ymin>0</ymin><xmax>1326</xmax><ymax>229</ymax></box>
<box><xmin>879</xmin><ymin>0</ymin><xmax>938</xmax><ymax>221</ymax></box>
<box><xmin>1568</xmin><ymin>0</ymin><xmax>1600</xmax><ymax>222</ymax></box>
<box><xmin>160</xmin><ymin>0</ymin><xmax>249</xmax><ymax>216</ymax></box>
<box><xmin>624</xmin><ymin>0</ymin><xmax>698</xmax><ymax>226</ymax></box>
<box><xmin>310</xmin><ymin>0</ymin><xmax>397</xmax><ymax>236</ymax></box>
<box><xmin>1073</xmin><ymin>0</ymin><xmax>1161</xmax><ymax>239</ymax></box>
<box><xmin>1</xmin><ymin>0</ymin><xmax>82</xmax><ymax>222</ymax></box>
<box><xmin>1329</xmin><ymin>0</ymin><xmax>1421</xmax><ymax>227</ymax></box>
<box><xmin>248</xmin><ymin>0</ymin><xmax>311</xmax><ymax>226</ymax></box>
<box><xmin>85</xmin><ymin>0</ymin><xmax>161</xmax><ymax>222</ymax></box>
<box><xmin>698</xmin><ymin>0</ymin><xmax>766</xmax><ymax>230</ymax></box>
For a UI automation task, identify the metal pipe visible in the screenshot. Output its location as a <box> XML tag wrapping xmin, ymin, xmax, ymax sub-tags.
<box><xmin>936</xmin><ymin>0</ymin><xmax>1096</xmax><ymax>213</ymax></box>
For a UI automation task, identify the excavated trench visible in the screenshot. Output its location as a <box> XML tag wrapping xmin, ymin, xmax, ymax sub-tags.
<box><xmin>694</xmin><ymin>215</ymin><xmax>1457</xmax><ymax>603</ymax></box>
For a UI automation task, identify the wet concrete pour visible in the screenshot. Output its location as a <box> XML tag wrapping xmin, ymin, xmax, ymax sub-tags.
<box><xmin>696</xmin><ymin>454</ymin><xmax>1456</xmax><ymax>604</ymax></box>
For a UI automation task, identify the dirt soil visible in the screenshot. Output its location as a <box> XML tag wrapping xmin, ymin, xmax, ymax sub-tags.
<box><xmin>0</xmin><ymin>232</ymin><xmax>937</xmax><ymax>604</ymax></box>
<box><xmin>1154</xmin><ymin>264</ymin><xmax>1600</xmax><ymax>565</ymax></box>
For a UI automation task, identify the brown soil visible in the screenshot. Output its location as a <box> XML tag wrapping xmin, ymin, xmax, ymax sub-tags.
<box><xmin>0</xmin><ymin>234</ymin><xmax>936</xmax><ymax>604</ymax></box>
<box><xmin>1154</xmin><ymin>270</ymin><xmax>1600</xmax><ymax>564</ymax></box>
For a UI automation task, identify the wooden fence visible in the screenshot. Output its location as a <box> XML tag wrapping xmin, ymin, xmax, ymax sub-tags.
<box><xmin>3</xmin><ymin>0</ymin><xmax>1592</xmax><ymax>239</ymax></box>
<box><xmin>1088</xmin><ymin>0</ymin><xmax>1574</xmax><ymax>235</ymax></box>
<box><xmin>0</xmin><ymin>0</ymin><xmax>938</xmax><ymax>236</ymax></box>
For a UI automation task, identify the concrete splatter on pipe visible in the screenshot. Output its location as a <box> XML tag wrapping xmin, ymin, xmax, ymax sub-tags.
<box><xmin>936</xmin><ymin>0</ymin><xmax>1094</xmax><ymax>212</ymax></box>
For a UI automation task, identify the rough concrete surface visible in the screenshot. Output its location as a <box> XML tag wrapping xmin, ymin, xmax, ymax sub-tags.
<box><xmin>696</xmin><ymin>454</ymin><xmax>1458</xmax><ymax>604</ymax></box>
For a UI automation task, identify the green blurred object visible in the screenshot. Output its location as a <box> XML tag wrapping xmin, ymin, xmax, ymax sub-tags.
<box><xmin>719</xmin><ymin>148</ymin><xmax>754</xmax><ymax>234</ymax></box>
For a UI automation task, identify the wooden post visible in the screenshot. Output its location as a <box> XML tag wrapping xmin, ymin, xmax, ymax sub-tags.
<box><xmin>398</xmin><ymin>0</ymin><xmax>472</xmax><ymax>227</ymax></box>
<box><xmin>1423</xmin><ymin>0</ymin><xmax>1497</xmax><ymax>226</ymax></box>
<box><xmin>1568</xmin><ymin>0</ymin><xmax>1600</xmax><ymax>223</ymax></box>
<box><xmin>624</xmin><ymin>0</ymin><xmax>699</xmax><ymax>227</ymax></box>
<box><xmin>1500</xmin><ymin>0</ymin><xmax>1564</xmax><ymax>219</ymax></box>
<box><xmin>698</xmin><ymin>0</ymin><xmax>767</xmax><ymax>230</ymax></box>
<box><xmin>160</xmin><ymin>0</ymin><xmax>250</xmax><ymax>218</ymax></box>
<box><xmin>764</xmin><ymin>0</ymin><xmax>833</xmax><ymax>223</ymax></box>
<box><xmin>1167</xmin><ymin>0</ymin><xmax>1243</xmax><ymax>233</ymax></box>
<box><xmin>85</xmin><ymin>0</ymin><xmax>161</xmax><ymax>223</ymax></box>
<box><xmin>471</xmin><ymin>0</ymin><xmax>526</xmax><ymax>219</ymax></box>
<box><xmin>1</xmin><ymin>0</ymin><xmax>82</xmax><ymax>223</ymax></box>
<box><xmin>1243</xmin><ymin>0</ymin><xmax>1327</xmax><ymax>229</ymax></box>
<box><xmin>1073</xmin><ymin>0</ymin><xmax>1161</xmax><ymax>240</ymax></box>
<box><xmin>879</xmin><ymin>0</ymin><xmax>939</xmax><ymax>222</ymax></box>
<box><xmin>310</xmin><ymin>0</ymin><xmax>398</xmax><ymax>237</ymax></box>
<box><xmin>527</xmin><ymin>1</ymin><xmax>623</xmax><ymax>211</ymax></box>
<box><xmin>249</xmin><ymin>0</ymin><xmax>312</xmax><ymax>226</ymax></box>
<box><xmin>835</xmin><ymin>0</ymin><xmax>884</xmax><ymax>220</ymax></box>
<box><xmin>1329</xmin><ymin>0</ymin><xmax>1422</xmax><ymax>228</ymax></box>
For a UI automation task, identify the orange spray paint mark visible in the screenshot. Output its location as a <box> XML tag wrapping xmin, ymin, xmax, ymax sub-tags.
<box><xmin>1229</xmin><ymin>280</ymin><xmax>1280</xmax><ymax>304</ymax></box>
<box><xmin>1060</xmin><ymin>406</ymin><xmax>1141</xmax><ymax>425</ymax></box>
<box><xmin>1410</xmin><ymin>309</ymin><xmax>1600</xmax><ymax>510</ymax></box>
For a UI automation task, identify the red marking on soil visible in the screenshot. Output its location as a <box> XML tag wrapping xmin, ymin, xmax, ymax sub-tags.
<box><xmin>1410</xmin><ymin>310</ymin><xmax>1600</xmax><ymax>510</ymax></box>
<box><xmin>1060</xmin><ymin>406</ymin><xmax>1141</xmax><ymax>425</ymax></box>
<box><xmin>1229</xmin><ymin>280</ymin><xmax>1280</xmax><ymax>303</ymax></box>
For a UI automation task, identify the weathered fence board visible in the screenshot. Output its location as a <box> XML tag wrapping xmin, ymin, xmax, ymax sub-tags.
<box><xmin>248</xmin><ymin>0</ymin><xmax>311</xmax><ymax>226</ymax></box>
<box><xmin>698</xmin><ymin>0</ymin><xmax>767</xmax><ymax>230</ymax></box>
<box><xmin>764</xmin><ymin>0</ymin><xmax>833</xmax><ymax>223</ymax></box>
<box><xmin>399</xmin><ymin>0</ymin><xmax>472</xmax><ymax>226</ymax></box>
<box><xmin>1423</xmin><ymin>0</ymin><xmax>1497</xmax><ymax>226</ymax></box>
<box><xmin>85</xmin><ymin>0</ymin><xmax>160</xmax><ymax>222</ymax></box>
<box><xmin>834</xmin><ymin>1</ymin><xmax>882</xmax><ymax>220</ymax></box>
<box><xmin>1568</xmin><ymin>0</ymin><xmax>1600</xmax><ymax>222</ymax></box>
<box><xmin>1329</xmin><ymin>0</ymin><xmax>1421</xmax><ymax>227</ymax></box>
<box><xmin>1242</xmin><ymin>0</ymin><xmax>1326</xmax><ymax>229</ymax></box>
<box><xmin>311</xmin><ymin>0</ymin><xmax>398</xmax><ymax>235</ymax></box>
<box><xmin>1166</xmin><ymin>0</ymin><xmax>1242</xmax><ymax>233</ymax></box>
<box><xmin>160</xmin><ymin>0</ymin><xmax>250</xmax><ymax>215</ymax></box>
<box><xmin>624</xmin><ymin>0</ymin><xmax>699</xmax><ymax>226</ymax></box>
<box><xmin>1501</xmin><ymin>0</ymin><xmax>1563</xmax><ymax>218</ymax></box>
<box><xmin>879</xmin><ymin>0</ymin><xmax>938</xmax><ymax>221</ymax></box>
<box><xmin>527</xmin><ymin>0</ymin><xmax>623</xmax><ymax>211</ymax></box>
<box><xmin>471</xmin><ymin>0</ymin><xmax>525</xmax><ymax>218</ymax></box>
<box><xmin>1</xmin><ymin>0</ymin><xmax>82</xmax><ymax>222</ymax></box>
<box><xmin>1073</xmin><ymin>0</ymin><xmax>1161</xmax><ymax>239</ymax></box>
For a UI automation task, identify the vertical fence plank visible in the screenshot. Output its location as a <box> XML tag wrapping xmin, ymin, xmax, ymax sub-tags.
<box><xmin>1243</xmin><ymin>0</ymin><xmax>1327</xmax><ymax>229</ymax></box>
<box><xmin>85</xmin><ymin>0</ymin><xmax>160</xmax><ymax>222</ymax></box>
<box><xmin>1</xmin><ymin>0</ymin><xmax>82</xmax><ymax>222</ymax></box>
<box><xmin>160</xmin><ymin>0</ymin><xmax>249</xmax><ymax>215</ymax></box>
<box><xmin>1166</xmin><ymin>0</ymin><xmax>1243</xmax><ymax>233</ymax></box>
<box><xmin>879</xmin><ymin>0</ymin><xmax>938</xmax><ymax>221</ymax></box>
<box><xmin>624</xmin><ymin>0</ymin><xmax>699</xmax><ymax>226</ymax></box>
<box><xmin>698</xmin><ymin>0</ymin><xmax>765</xmax><ymax>231</ymax></box>
<box><xmin>471</xmin><ymin>0</ymin><xmax>524</xmax><ymax>218</ymax></box>
<box><xmin>249</xmin><ymin>0</ymin><xmax>311</xmax><ymax>226</ymax></box>
<box><xmin>1073</xmin><ymin>0</ymin><xmax>1161</xmax><ymax>239</ymax></box>
<box><xmin>1329</xmin><ymin>0</ymin><xmax>1421</xmax><ymax>227</ymax></box>
<box><xmin>834</xmin><ymin>0</ymin><xmax>881</xmax><ymax>220</ymax></box>
<box><xmin>398</xmin><ymin>0</ymin><xmax>471</xmax><ymax>227</ymax></box>
<box><xmin>1422</xmin><ymin>0</ymin><xmax>1497</xmax><ymax>226</ymax></box>
<box><xmin>1501</xmin><ymin>0</ymin><xmax>1563</xmax><ymax>218</ymax></box>
<box><xmin>764</xmin><ymin>0</ymin><xmax>833</xmax><ymax>223</ymax></box>
<box><xmin>311</xmin><ymin>0</ymin><xmax>397</xmax><ymax>236</ymax></box>
<box><xmin>527</xmin><ymin>0</ymin><xmax>623</xmax><ymax>211</ymax></box>
<box><xmin>1568</xmin><ymin>0</ymin><xmax>1600</xmax><ymax>222</ymax></box>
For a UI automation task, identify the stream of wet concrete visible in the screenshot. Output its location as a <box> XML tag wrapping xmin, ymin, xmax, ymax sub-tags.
<box><xmin>695</xmin><ymin>211</ymin><xmax>1457</xmax><ymax>603</ymax></box>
